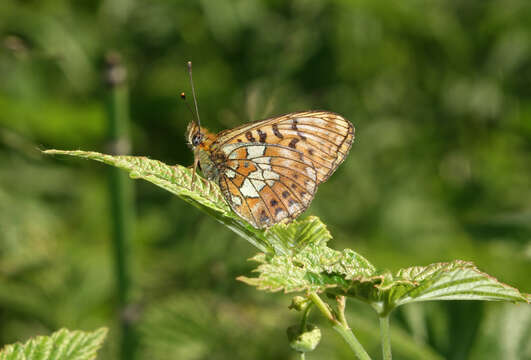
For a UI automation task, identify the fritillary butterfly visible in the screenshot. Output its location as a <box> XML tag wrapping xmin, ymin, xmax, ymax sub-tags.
<box><xmin>184</xmin><ymin>63</ymin><xmax>354</xmax><ymax>228</ymax></box>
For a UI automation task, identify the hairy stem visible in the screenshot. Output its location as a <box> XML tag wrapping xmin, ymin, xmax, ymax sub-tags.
<box><xmin>308</xmin><ymin>292</ymin><xmax>371</xmax><ymax>360</ymax></box>
<box><xmin>379</xmin><ymin>315</ymin><xmax>392</xmax><ymax>360</ymax></box>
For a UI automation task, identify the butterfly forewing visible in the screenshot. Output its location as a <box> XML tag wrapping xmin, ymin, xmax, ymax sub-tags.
<box><xmin>213</xmin><ymin>111</ymin><xmax>354</xmax><ymax>183</ymax></box>
<box><xmin>207</xmin><ymin>111</ymin><xmax>354</xmax><ymax>228</ymax></box>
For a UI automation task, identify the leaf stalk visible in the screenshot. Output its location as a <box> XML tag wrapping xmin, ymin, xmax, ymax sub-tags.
<box><xmin>379</xmin><ymin>315</ymin><xmax>392</xmax><ymax>360</ymax></box>
<box><xmin>308</xmin><ymin>292</ymin><xmax>371</xmax><ymax>360</ymax></box>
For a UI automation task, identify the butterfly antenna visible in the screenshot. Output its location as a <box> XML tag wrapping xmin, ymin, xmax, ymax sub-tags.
<box><xmin>187</xmin><ymin>61</ymin><xmax>201</xmax><ymax>128</ymax></box>
<box><xmin>180</xmin><ymin>92</ymin><xmax>198</xmax><ymax>119</ymax></box>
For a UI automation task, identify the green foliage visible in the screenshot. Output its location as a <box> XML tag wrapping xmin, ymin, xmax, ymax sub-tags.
<box><xmin>0</xmin><ymin>328</ymin><xmax>107</xmax><ymax>360</ymax></box>
<box><xmin>44</xmin><ymin>149</ymin><xmax>529</xmax><ymax>358</ymax></box>
<box><xmin>44</xmin><ymin>149</ymin><xmax>529</xmax><ymax>308</ymax></box>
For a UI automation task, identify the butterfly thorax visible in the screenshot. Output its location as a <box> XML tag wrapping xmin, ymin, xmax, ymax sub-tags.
<box><xmin>186</xmin><ymin>123</ymin><xmax>221</xmax><ymax>180</ymax></box>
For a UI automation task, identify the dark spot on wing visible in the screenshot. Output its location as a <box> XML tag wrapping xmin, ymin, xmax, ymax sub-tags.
<box><xmin>237</xmin><ymin>138</ymin><xmax>242</xmax><ymax>142</ymax></box>
<box><xmin>308</xmin><ymin>149</ymin><xmax>314</xmax><ymax>155</ymax></box>
<box><xmin>288</xmin><ymin>199</ymin><xmax>296</xmax><ymax>207</ymax></box>
<box><xmin>259</xmin><ymin>210</ymin><xmax>270</xmax><ymax>224</ymax></box>
<box><xmin>282</xmin><ymin>191</ymin><xmax>289</xmax><ymax>199</ymax></box>
<box><xmin>291</xmin><ymin>119</ymin><xmax>298</xmax><ymax>130</ymax></box>
<box><xmin>291</xmin><ymin>119</ymin><xmax>306</xmax><ymax>140</ymax></box>
<box><xmin>275</xmin><ymin>207</ymin><xmax>283</xmax><ymax>216</ymax></box>
<box><xmin>270</xmin><ymin>199</ymin><xmax>278</xmax><ymax>206</ymax></box>
<box><xmin>291</xmin><ymin>184</ymin><xmax>297</xmax><ymax>189</ymax></box>
<box><xmin>272</xmin><ymin>124</ymin><xmax>283</xmax><ymax>139</ymax></box>
<box><xmin>257</xmin><ymin>129</ymin><xmax>267</xmax><ymax>143</ymax></box>
<box><xmin>244</xmin><ymin>161</ymin><xmax>249</xmax><ymax>168</ymax></box>
<box><xmin>245</xmin><ymin>131</ymin><xmax>256</xmax><ymax>142</ymax></box>
<box><xmin>289</xmin><ymin>138</ymin><xmax>299</xmax><ymax>149</ymax></box>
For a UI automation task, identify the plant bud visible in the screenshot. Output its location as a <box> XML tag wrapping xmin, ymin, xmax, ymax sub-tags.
<box><xmin>287</xmin><ymin>324</ymin><xmax>321</xmax><ymax>352</ymax></box>
<box><xmin>288</xmin><ymin>296</ymin><xmax>309</xmax><ymax>311</ymax></box>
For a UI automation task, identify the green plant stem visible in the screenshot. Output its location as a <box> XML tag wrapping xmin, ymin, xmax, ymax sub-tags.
<box><xmin>105</xmin><ymin>52</ymin><xmax>135</xmax><ymax>360</ymax></box>
<box><xmin>379</xmin><ymin>315</ymin><xmax>392</xmax><ymax>360</ymax></box>
<box><xmin>308</xmin><ymin>292</ymin><xmax>371</xmax><ymax>360</ymax></box>
<box><xmin>337</xmin><ymin>295</ymin><xmax>348</xmax><ymax>328</ymax></box>
<box><xmin>300</xmin><ymin>302</ymin><xmax>312</xmax><ymax>331</ymax></box>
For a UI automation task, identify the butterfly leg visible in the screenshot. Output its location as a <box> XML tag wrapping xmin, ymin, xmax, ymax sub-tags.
<box><xmin>190</xmin><ymin>151</ymin><xmax>199</xmax><ymax>191</ymax></box>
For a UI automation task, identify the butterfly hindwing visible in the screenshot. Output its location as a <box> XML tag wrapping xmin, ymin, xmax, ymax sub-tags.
<box><xmin>217</xmin><ymin>143</ymin><xmax>317</xmax><ymax>228</ymax></box>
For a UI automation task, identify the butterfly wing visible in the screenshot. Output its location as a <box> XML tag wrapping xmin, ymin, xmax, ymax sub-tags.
<box><xmin>217</xmin><ymin>143</ymin><xmax>318</xmax><ymax>227</ymax></box>
<box><xmin>212</xmin><ymin>111</ymin><xmax>354</xmax><ymax>228</ymax></box>
<box><xmin>213</xmin><ymin>111</ymin><xmax>354</xmax><ymax>183</ymax></box>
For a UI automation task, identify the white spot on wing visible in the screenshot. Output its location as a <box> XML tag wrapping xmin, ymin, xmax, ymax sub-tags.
<box><xmin>300</xmin><ymin>192</ymin><xmax>312</xmax><ymax>204</ymax></box>
<box><xmin>289</xmin><ymin>201</ymin><xmax>301</xmax><ymax>213</ymax></box>
<box><xmin>257</xmin><ymin>163</ymin><xmax>271</xmax><ymax>170</ymax></box>
<box><xmin>254</xmin><ymin>157</ymin><xmax>271</xmax><ymax>164</ymax></box>
<box><xmin>247</xmin><ymin>146</ymin><xmax>266</xmax><ymax>159</ymax></box>
<box><xmin>231</xmin><ymin>195</ymin><xmax>242</xmax><ymax>206</ymax></box>
<box><xmin>263</xmin><ymin>170</ymin><xmax>280</xmax><ymax>180</ymax></box>
<box><xmin>222</xmin><ymin>143</ymin><xmax>243</xmax><ymax>157</ymax></box>
<box><xmin>240</xmin><ymin>178</ymin><xmax>260</xmax><ymax>198</ymax></box>
<box><xmin>249</xmin><ymin>168</ymin><xmax>279</xmax><ymax>181</ymax></box>
<box><xmin>225</xmin><ymin>169</ymin><xmax>236</xmax><ymax>179</ymax></box>
<box><xmin>248</xmin><ymin>170</ymin><xmax>264</xmax><ymax>180</ymax></box>
<box><xmin>304</xmin><ymin>180</ymin><xmax>316</xmax><ymax>193</ymax></box>
<box><xmin>275</xmin><ymin>209</ymin><xmax>287</xmax><ymax>220</ymax></box>
<box><xmin>251</xmin><ymin>179</ymin><xmax>266</xmax><ymax>192</ymax></box>
<box><xmin>305</xmin><ymin>167</ymin><xmax>316</xmax><ymax>181</ymax></box>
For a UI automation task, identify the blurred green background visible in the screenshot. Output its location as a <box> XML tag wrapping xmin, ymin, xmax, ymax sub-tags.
<box><xmin>1</xmin><ymin>0</ymin><xmax>530</xmax><ymax>359</ymax></box>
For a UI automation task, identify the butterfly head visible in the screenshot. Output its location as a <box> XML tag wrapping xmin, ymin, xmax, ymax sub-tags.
<box><xmin>186</xmin><ymin>122</ymin><xmax>216</xmax><ymax>151</ymax></box>
<box><xmin>186</xmin><ymin>122</ymin><xmax>202</xmax><ymax>148</ymax></box>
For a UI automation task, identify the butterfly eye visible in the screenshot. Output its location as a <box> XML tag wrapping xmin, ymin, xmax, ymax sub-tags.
<box><xmin>192</xmin><ymin>133</ymin><xmax>203</xmax><ymax>146</ymax></box>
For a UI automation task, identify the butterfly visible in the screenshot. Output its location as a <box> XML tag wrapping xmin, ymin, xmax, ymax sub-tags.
<box><xmin>183</xmin><ymin>63</ymin><xmax>354</xmax><ymax>228</ymax></box>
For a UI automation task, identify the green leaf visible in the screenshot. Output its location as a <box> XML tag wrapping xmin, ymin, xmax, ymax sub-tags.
<box><xmin>241</xmin><ymin>251</ymin><xmax>529</xmax><ymax>314</ymax></box>
<box><xmin>238</xmin><ymin>241</ymin><xmax>377</xmax><ymax>293</ymax></box>
<box><xmin>389</xmin><ymin>260</ymin><xmax>530</xmax><ymax>306</ymax></box>
<box><xmin>0</xmin><ymin>328</ymin><xmax>108</xmax><ymax>360</ymax></box>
